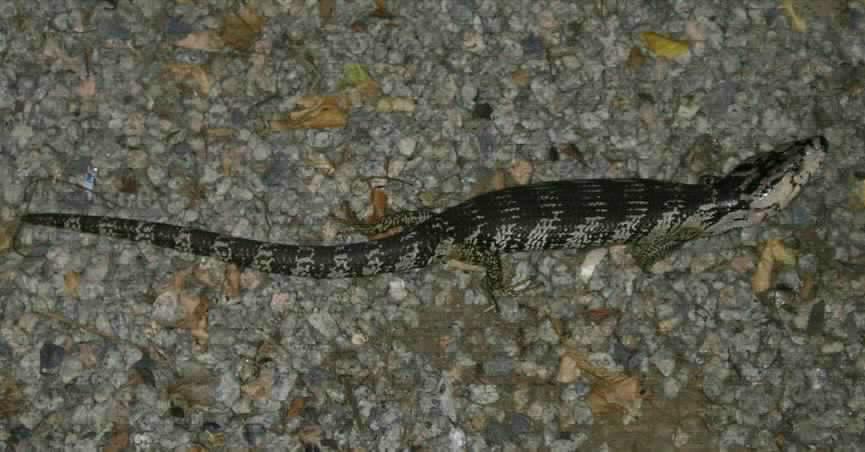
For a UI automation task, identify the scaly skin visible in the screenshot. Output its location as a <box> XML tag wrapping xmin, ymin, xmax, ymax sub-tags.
<box><xmin>21</xmin><ymin>136</ymin><xmax>828</xmax><ymax>292</ymax></box>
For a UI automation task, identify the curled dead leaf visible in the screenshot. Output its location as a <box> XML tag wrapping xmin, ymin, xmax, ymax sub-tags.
<box><xmin>221</xmin><ymin>6</ymin><xmax>265</xmax><ymax>51</ymax></box>
<box><xmin>64</xmin><ymin>271</ymin><xmax>81</xmax><ymax>298</ymax></box>
<box><xmin>588</xmin><ymin>375</ymin><xmax>644</xmax><ymax>417</ymax></box>
<box><xmin>175</xmin><ymin>31</ymin><xmax>224</xmax><ymax>51</ymax></box>
<box><xmin>270</xmin><ymin>96</ymin><xmax>349</xmax><ymax>130</ymax></box>
<box><xmin>752</xmin><ymin>239</ymin><xmax>797</xmax><ymax>294</ymax></box>
<box><xmin>163</xmin><ymin>64</ymin><xmax>211</xmax><ymax>96</ymax></box>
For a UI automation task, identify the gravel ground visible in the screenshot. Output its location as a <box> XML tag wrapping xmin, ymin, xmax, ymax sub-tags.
<box><xmin>1</xmin><ymin>0</ymin><xmax>865</xmax><ymax>450</ymax></box>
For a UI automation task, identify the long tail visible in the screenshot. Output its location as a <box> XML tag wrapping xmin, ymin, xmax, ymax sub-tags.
<box><xmin>21</xmin><ymin>213</ymin><xmax>437</xmax><ymax>278</ymax></box>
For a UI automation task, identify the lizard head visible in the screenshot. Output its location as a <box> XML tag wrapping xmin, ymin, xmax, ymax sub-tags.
<box><xmin>703</xmin><ymin>136</ymin><xmax>828</xmax><ymax>234</ymax></box>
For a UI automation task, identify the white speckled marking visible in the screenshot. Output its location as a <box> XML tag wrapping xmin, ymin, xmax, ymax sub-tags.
<box><xmin>525</xmin><ymin>218</ymin><xmax>560</xmax><ymax>250</ymax></box>
<box><xmin>174</xmin><ymin>230</ymin><xmax>193</xmax><ymax>254</ymax></box>
<box><xmin>253</xmin><ymin>245</ymin><xmax>275</xmax><ymax>272</ymax></box>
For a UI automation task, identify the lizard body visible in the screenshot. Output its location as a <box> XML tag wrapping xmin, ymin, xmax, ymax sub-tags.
<box><xmin>21</xmin><ymin>136</ymin><xmax>828</xmax><ymax>291</ymax></box>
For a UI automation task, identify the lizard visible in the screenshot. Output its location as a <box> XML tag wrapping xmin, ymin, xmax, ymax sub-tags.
<box><xmin>20</xmin><ymin>136</ymin><xmax>828</xmax><ymax>294</ymax></box>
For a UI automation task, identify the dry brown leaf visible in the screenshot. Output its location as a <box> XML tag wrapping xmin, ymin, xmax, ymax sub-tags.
<box><xmin>208</xmin><ymin>127</ymin><xmax>236</xmax><ymax>140</ymax></box>
<box><xmin>175</xmin><ymin>31</ymin><xmax>224</xmax><ymax>51</ymax></box>
<box><xmin>169</xmin><ymin>266</ymin><xmax>197</xmax><ymax>292</ymax></box>
<box><xmin>190</xmin><ymin>263</ymin><xmax>224</xmax><ymax>289</ymax></box>
<box><xmin>113</xmin><ymin>174</ymin><xmax>140</xmax><ymax>194</ymax></box>
<box><xmin>167</xmin><ymin>375</ymin><xmax>216</xmax><ymax>408</ymax></box>
<box><xmin>769</xmin><ymin>240</ymin><xmax>797</xmax><ymax>265</ymax></box>
<box><xmin>493</xmin><ymin>169</ymin><xmax>508</xmax><ymax>191</ymax></box>
<box><xmin>625</xmin><ymin>47</ymin><xmax>646</xmax><ymax>69</ymax></box>
<box><xmin>78</xmin><ymin>77</ymin><xmax>96</xmax><ymax>97</ymax></box>
<box><xmin>511</xmin><ymin>69</ymin><xmax>530</xmax><ymax>86</ymax></box>
<box><xmin>562</xmin><ymin>350</ymin><xmax>615</xmax><ymax>380</ymax></box>
<box><xmin>369</xmin><ymin>188</ymin><xmax>388</xmax><ymax>224</ymax></box>
<box><xmin>851</xmin><ymin>179</ymin><xmax>865</xmax><ymax>209</ymax></box>
<box><xmin>79</xmin><ymin>343</ymin><xmax>99</xmax><ymax>369</ymax></box>
<box><xmin>298</xmin><ymin>424</ymin><xmax>323</xmax><ymax>447</ymax></box>
<box><xmin>42</xmin><ymin>37</ymin><xmax>80</xmax><ymax>72</ymax></box>
<box><xmin>556</xmin><ymin>353</ymin><xmax>581</xmax><ymax>383</ymax></box>
<box><xmin>221</xmin><ymin>148</ymin><xmax>243</xmax><ymax>177</ymax></box>
<box><xmin>223</xmin><ymin>264</ymin><xmax>241</xmax><ymax>298</ymax></box>
<box><xmin>319</xmin><ymin>0</ymin><xmax>335</xmax><ymax>22</ymax></box>
<box><xmin>587</xmin><ymin>308</ymin><xmax>616</xmax><ymax>323</ymax></box>
<box><xmin>163</xmin><ymin>64</ymin><xmax>211</xmax><ymax>96</ymax></box>
<box><xmin>178</xmin><ymin>293</ymin><xmax>209</xmax><ymax>351</ymax></box>
<box><xmin>800</xmin><ymin>272</ymin><xmax>817</xmax><ymax>302</ymax></box>
<box><xmin>509</xmin><ymin>160</ymin><xmax>534</xmax><ymax>185</ymax></box>
<box><xmin>0</xmin><ymin>220</ymin><xmax>18</xmax><ymax>253</ymax></box>
<box><xmin>0</xmin><ymin>374</ymin><xmax>26</xmax><ymax>418</ymax></box>
<box><xmin>641</xmin><ymin>32</ymin><xmax>689</xmax><ymax>59</ymax></box>
<box><xmin>64</xmin><ymin>271</ymin><xmax>81</xmax><ymax>297</ymax></box>
<box><xmin>351</xmin><ymin>20</ymin><xmax>368</xmax><ymax>32</ymax></box>
<box><xmin>241</xmin><ymin>367</ymin><xmax>273</xmax><ymax>400</ymax></box>
<box><xmin>221</xmin><ymin>6</ymin><xmax>265</xmax><ymax>51</ymax></box>
<box><xmin>781</xmin><ymin>0</ymin><xmax>808</xmax><ymax>32</ymax></box>
<box><xmin>104</xmin><ymin>423</ymin><xmax>130</xmax><ymax>452</ymax></box>
<box><xmin>347</xmin><ymin>79</ymin><xmax>382</xmax><ymax>105</ymax></box>
<box><xmin>751</xmin><ymin>249</ymin><xmax>774</xmax><ymax>294</ymax></box>
<box><xmin>656</xmin><ymin>318</ymin><xmax>675</xmax><ymax>335</ymax></box>
<box><xmin>588</xmin><ymin>375</ymin><xmax>644</xmax><ymax>416</ymax></box>
<box><xmin>752</xmin><ymin>239</ymin><xmax>797</xmax><ymax>294</ymax></box>
<box><xmin>286</xmin><ymin>398</ymin><xmax>306</xmax><ymax>417</ymax></box>
<box><xmin>270</xmin><ymin>96</ymin><xmax>349</xmax><ymax>130</ymax></box>
<box><xmin>371</xmin><ymin>0</ymin><xmax>395</xmax><ymax>18</ymax></box>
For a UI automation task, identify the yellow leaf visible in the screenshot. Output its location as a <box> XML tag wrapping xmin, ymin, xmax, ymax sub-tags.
<box><xmin>768</xmin><ymin>239</ymin><xmax>797</xmax><ymax>266</ymax></box>
<box><xmin>640</xmin><ymin>32</ymin><xmax>689</xmax><ymax>59</ymax></box>
<box><xmin>343</xmin><ymin>63</ymin><xmax>371</xmax><ymax>84</ymax></box>
<box><xmin>751</xmin><ymin>239</ymin><xmax>797</xmax><ymax>293</ymax></box>
<box><xmin>64</xmin><ymin>271</ymin><xmax>80</xmax><ymax>297</ymax></box>
<box><xmin>781</xmin><ymin>0</ymin><xmax>807</xmax><ymax>32</ymax></box>
<box><xmin>375</xmin><ymin>96</ymin><xmax>415</xmax><ymax>112</ymax></box>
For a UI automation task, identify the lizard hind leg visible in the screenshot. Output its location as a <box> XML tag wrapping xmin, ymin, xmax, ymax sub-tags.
<box><xmin>630</xmin><ymin>226</ymin><xmax>704</xmax><ymax>271</ymax></box>
<box><xmin>446</xmin><ymin>243</ymin><xmax>534</xmax><ymax>302</ymax></box>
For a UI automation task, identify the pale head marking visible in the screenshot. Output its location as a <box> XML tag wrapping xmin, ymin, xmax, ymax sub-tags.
<box><xmin>706</xmin><ymin>136</ymin><xmax>827</xmax><ymax>234</ymax></box>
